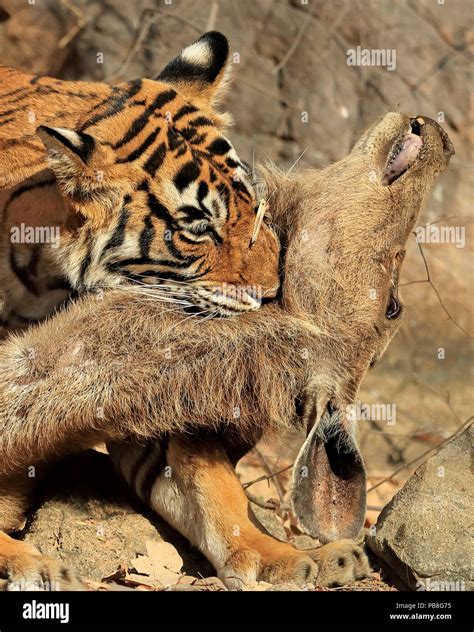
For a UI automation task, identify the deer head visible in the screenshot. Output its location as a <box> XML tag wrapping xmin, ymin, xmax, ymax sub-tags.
<box><xmin>266</xmin><ymin>112</ymin><xmax>454</xmax><ymax>541</ymax></box>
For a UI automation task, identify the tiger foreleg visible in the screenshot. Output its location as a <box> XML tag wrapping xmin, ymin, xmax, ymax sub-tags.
<box><xmin>109</xmin><ymin>436</ymin><xmax>369</xmax><ymax>589</ymax></box>
<box><xmin>0</xmin><ymin>472</ymin><xmax>83</xmax><ymax>590</ymax></box>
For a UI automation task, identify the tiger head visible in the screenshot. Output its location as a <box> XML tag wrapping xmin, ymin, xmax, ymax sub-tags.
<box><xmin>28</xmin><ymin>33</ymin><xmax>280</xmax><ymax>315</ymax></box>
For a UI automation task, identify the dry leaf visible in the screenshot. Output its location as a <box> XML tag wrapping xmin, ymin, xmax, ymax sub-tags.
<box><xmin>168</xmin><ymin>576</ymin><xmax>228</xmax><ymax>592</ymax></box>
<box><xmin>145</xmin><ymin>540</ymin><xmax>183</xmax><ymax>574</ymax></box>
<box><xmin>129</xmin><ymin>540</ymin><xmax>184</xmax><ymax>588</ymax></box>
<box><xmin>242</xmin><ymin>581</ymin><xmax>272</xmax><ymax>591</ymax></box>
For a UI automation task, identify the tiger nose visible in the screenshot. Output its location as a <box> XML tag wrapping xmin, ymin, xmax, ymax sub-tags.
<box><xmin>263</xmin><ymin>284</ymin><xmax>279</xmax><ymax>299</ymax></box>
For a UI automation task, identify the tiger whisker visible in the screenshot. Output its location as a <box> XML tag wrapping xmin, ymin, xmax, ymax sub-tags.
<box><xmin>285</xmin><ymin>147</ymin><xmax>307</xmax><ymax>177</ymax></box>
<box><xmin>103</xmin><ymin>278</ymin><xmax>238</xmax><ymax>321</ymax></box>
<box><xmin>165</xmin><ymin>306</ymin><xmax>219</xmax><ymax>333</ymax></box>
<box><xmin>117</xmin><ymin>289</ymin><xmax>196</xmax><ymax>306</ymax></box>
<box><xmin>126</xmin><ymin>275</ymin><xmax>196</xmax><ymax>287</ymax></box>
<box><xmin>115</xmin><ymin>285</ymin><xmax>228</xmax><ymax>319</ymax></box>
<box><xmin>120</xmin><ymin>285</ymin><xmax>195</xmax><ymax>296</ymax></box>
<box><xmin>116</xmin><ymin>282</ymin><xmax>197</xmax><ymax>297</ymax></box>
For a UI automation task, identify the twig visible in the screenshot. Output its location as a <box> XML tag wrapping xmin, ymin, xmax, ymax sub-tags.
<box><xmin>273</xmin><ymin>9</ymin><xmax>313</xmax><ymax>75</ymax></box>
<box><xmin>245</xmin><ymin>490</ymin><xmax>279</xmax><ymax>510</ymax></box>
<box><xmin>425</xmin><ymin>216</ymin><xmax>458</xmax><ymax>226</ymax></box>
<box><xmin>243</xmin><ymin>464</ymin><xmax>293</xmax><ymax>490</ymax></box>
<box><xmin>239</xmin><ymin>78</ymin><xmax>305</xmax><ymax>112</ymax></box>
<box><xmin>411</xmin><ymin>376</ymin><xmax>462</xmax><ymax>425</ymax></box>
<box><xmin>206</xmin><ymin>0</ymin><xmax>219</xmax><ymax>31</ymax></box>
<box><xmin>106</xmin><ymin>9</ymin><xmax>157</xmax><ymax>83</ymax></box>
<box><xmin>58</xmin><ymin>0</ymin><xmax>87</xmax><ymax>49</ymax></box>
<box><xmin>367</xmin><ymin>416</ymin><xmax>473</xmax><ymax>494</ymax></box>
<box><xmin>400</xmin><ymin>218</ymin><xmax>456</xmax><ymax>286</ymax></box>
<box><xmin>254</xmin><ymin>447</ymin><xmax>286</xmax><ymax>503</ymax></box>
<box><xmin>286</xmin><ymin>148</ymin><xmax>308</xmax><ymax>177</ymax></box>
<box><xmin>231</xmin><ymin>0</ymin><xmax>248</xmax><ymax>33</ymax></box>
<box><xmin>160</xmin><ymin>15</ymin><xmax>203</xmax><ymax>36</ymax></box>
<box><xmin>364</xmin><ymin>418</ymin><xmax>406</xmax><ymax>465</ymax></box>
<box><xmin>400</xmin><ymin>235</ymin><xmax>471</xmax><ymax>337</ymax></box>
<box><xmin>105</xmin><ymin>10</ymin><xmax>203</xmax><ymax>83</ymax></box>
<box><xmin>264</xmin><ymin>148</ymin><xmax>308</xmax><ymax>207</ymax></box>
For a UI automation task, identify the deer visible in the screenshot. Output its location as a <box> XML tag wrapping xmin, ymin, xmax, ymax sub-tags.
<box><xmin>0</xmin><ymin>112</ymin><xmax>453</xmax><ymax>589</ymax></box>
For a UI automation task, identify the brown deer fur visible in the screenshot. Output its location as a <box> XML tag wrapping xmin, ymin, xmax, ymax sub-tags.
<box><xmin>0</xmin><ymin>112</ymin><xmax>453</xmax><ymax>588</ymax></box>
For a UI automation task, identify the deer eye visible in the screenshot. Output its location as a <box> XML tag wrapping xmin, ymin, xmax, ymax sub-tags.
<box><xmin>386</xmin><ymin>295</ymin><xmax>402</xmax><ymax>319</ymax></box>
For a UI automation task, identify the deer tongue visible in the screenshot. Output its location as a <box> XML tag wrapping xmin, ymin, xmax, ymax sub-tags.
<box><xmin>291</xmin><ymin>414</ymin><xmax>366</xmax><ymax>542</ymax></box>
<box><xmin>382</xmin><ymin>132</ymin><xmax>423</xmax><ymax>186</ymax></box>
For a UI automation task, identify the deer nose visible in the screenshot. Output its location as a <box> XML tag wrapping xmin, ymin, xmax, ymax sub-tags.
<box><xmin>440</xmin><ymin>127</ymin><xmax>455</xmax><ymax>157</ymax></box>
<box><xmin>416</xmin><ymin>115</ymin><xmax>455</xmax><ymax>158</ymax></box>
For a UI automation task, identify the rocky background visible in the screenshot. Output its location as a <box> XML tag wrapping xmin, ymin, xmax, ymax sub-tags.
<box><xmin>0</xmin><ymin>0</ymin><xmax>472</xmax><ymax>590</ymax></box>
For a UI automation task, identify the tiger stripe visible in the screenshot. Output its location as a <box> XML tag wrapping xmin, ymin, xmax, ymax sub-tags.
<box><xmin>0</xmin><ymin>32</ymin><xmax>280</xmax><ymax>335</ymax></box>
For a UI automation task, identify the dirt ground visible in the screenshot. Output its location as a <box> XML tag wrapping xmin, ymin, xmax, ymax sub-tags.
<box><xmin>24</xmin><ymin>450</ymin><xmax>400</xmax><ymax>591</ymax></box>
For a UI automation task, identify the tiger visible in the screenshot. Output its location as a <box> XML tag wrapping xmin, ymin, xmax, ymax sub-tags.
<box><xmin>0</xmin><ymin>31</ymin><xmax>280</xmax><ymax>337</ymax></box>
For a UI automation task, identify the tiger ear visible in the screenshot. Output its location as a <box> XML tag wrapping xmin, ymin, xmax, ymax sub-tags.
<box><xmin>37</xmin><ymin>126</ymin><xmax>100</xmax><ymax>169</ymax></box>
<box><xmin>36</xmin><ymin>126</ymin><xmax>124</xmax><ymax>217</ymax></box>
<box><xmin>157</xmin><ymin>31</ymin><xmax>231</xmax><ymax>108</ymax></box>
<box><xmin>36</xmin><ymin>125</ymin><xmax>115</xmax><ymax>190</ymax></box>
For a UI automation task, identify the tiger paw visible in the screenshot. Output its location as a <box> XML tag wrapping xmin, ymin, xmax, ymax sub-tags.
<box><xmin>0</xmin><ymin>533</ymin><xmax>83</xmax><ymax>591</ymax></box>
<box><xmin>217</xmin><ymin>537</ymin><xmax>319</xmax><ymax>590</ymax></box>
<box><xmin>307</xmin><ymin>539</ymin><xmax>370</xmax><ymax>586</ymax></box>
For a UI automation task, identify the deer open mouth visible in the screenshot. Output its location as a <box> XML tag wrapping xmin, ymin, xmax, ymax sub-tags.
<box><xmin>381</xmin><ymin>117</ymin><xmax>424</xmax><ymax>186</ymax></box>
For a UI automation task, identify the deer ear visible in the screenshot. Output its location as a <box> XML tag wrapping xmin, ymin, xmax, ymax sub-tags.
<box><xmin>291</xmin><ymin>413</ymin><xmax>367</xmax><ymax>543</ymax></box>
<box><xmin>157</xmin><ymin>31</ymin><xmax>230</xmax><ymax>107</ymax></box>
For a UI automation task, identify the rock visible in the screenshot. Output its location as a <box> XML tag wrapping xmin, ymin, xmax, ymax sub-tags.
<box><xmin>250</xmin><ymin>505</ymin><xmax>288</xmax><ymax>542</ymax></box>
<box><xmin>368</xmin><ymin>425</ymin><xmax>473</xmax><ymax>591</ymax></box>
<box><xmin>293</xmin><ymin>534</ymin><xmax>323</xmax><ymax>551</ymax></box>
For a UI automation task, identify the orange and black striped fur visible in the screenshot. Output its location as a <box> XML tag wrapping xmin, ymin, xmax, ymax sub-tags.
<box><xmin>0</xmin><ymin>32</ymin><xmax>280</xmax><ymax>335</ymax></box>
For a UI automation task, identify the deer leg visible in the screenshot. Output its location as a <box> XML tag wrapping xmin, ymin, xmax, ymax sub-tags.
<box><xmin>109</xmin><ymin>436</ymin><xmax>370</xmax><ymax>589</ymax></box>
